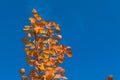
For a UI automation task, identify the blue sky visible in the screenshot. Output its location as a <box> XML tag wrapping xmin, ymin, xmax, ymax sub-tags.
<box><xmin>0</xmin><ymin>0</ymin><xmax>120</xmax><ymax>80</ymax></box>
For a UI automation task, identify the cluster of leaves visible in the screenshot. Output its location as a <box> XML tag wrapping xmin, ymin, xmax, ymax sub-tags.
<box><xmin>20</xmin><ymin>9</ymin><xmax>72</xmax><ymax>80</ymax></box>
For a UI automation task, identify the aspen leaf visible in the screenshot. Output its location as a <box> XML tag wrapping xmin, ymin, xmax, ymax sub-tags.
<box><xmin>40</xmin><ymin>20</ymin><xmax>48</xmax><ymax>26</ymax></box>
<box><xmin>56</xmin><ymin>34</ymin><xmax>62</xmax><ymax>40</ymax></box>
<box><xmin>28</xmin><ymin>60</ymin><xmax>36</xmax><ymax>66</ymax></box>
<box><xmin>55</xmin><ymin>24</ymin><xmax>60</xmax><ymax>32</ymax></box>
<box><xmin>32</xmin><ymin>9</ymin><xmax>42</xmax><ymax>20</ymax></box>
<box><xmin>34</xmin><ymin>14</ymin><xmax>42</xmax><ymax>21</ymax></box>
<box><xmin>50</xmin><ymin>50</ymin><xmax>56</xmax><ymax>56</ymax></box>
<box><xmin>59</xmin><ymin>69</ymin><xmax>65</xmax><ymax>75</ymax></box>
<box><xmin>38</xmin><ymin>53</ymin><xmax>43</xmax><ymax>60</ymax></box>
<box><xmin>44</xmin><ymin>58</ymin><xmax>49</xmax><ymax>62</ymax></box>
<box><xmin>25</xmin><ymin>42</ymin><xmax>32</xmax><ymax>47</ymax></box>
<box><xmin>32</xmin><ymin>9</ymin><xmax>37</xmax><ymax>14</ymax></box>
<box><xmin>29</xmin><ymin>17</ymin><xmax>36</xmax><ymax>23</ymax></box>
<box><xmin>34</xmin><ymin>28</ymin><xmax>39</xmax><ymax>33</ymax></box>
<box><xmin>30</xmin><ymin>45</ymin><xmax>35</xmax><ymax>49</ymax></box>
<box><xmin>51</xmin><ymin>40</ymin><xmax>58</xmax><ymax>44</ymax></box>
<box><xmin>30</xmin><ymin>51</ymin><xmax>37</xmax><ymax>57</ymax></box>
<box><xmin>67</xmin><ymin>52</ymin><xmax>72</xmax><ymax>57</ymax></box>
<box><xmin>46</xmin><ymin>61</ymin><xmax>53</xmax><ymax>66</ymax></box>
<box><xmin>24</xmin><ymin>48</ymin><xmax>30</xmax><ymax>55</ymax></box>
<box><xmin>44</xmin><ymin>53</ymin><xmax>49</xmax><ymax>59</ymax></box>
<box><xmin>28</xmin><ymin>33</ymin><xmax>31</xmax><ymax>38</ymax></box>
<box><xmin>58</xmin><ymin>58</ymin><xmax>64</xmax><ymax>64</ymax></box>
<box><xmin>22</xmin><ymin>38</ymin><xmax>28</xmax><ymax>43</ymax></box>
<box><xmin>22</xmin><ymin>76</ymin><xmax>28</xmax><ymax>80</ymax></box>
<box><xmin>39</xmin><ymin>29</ymin><xmax>46</xmax><ymax>34</ymax></box>
<box><xmin>54</xmin><ymin>74</ymin><xmax>62</xmax><ymax>79</ymax></box>
<box><xmin>38</xmin><ymin>63</ymin><xmax>45</xmax><ymax>70</ymax></box>
<box><xmin>20</xmin><ymin>68</ymin><xmax>25</xmax><ymax>74</ymax></box>
<box><xmin>24</xmin><ymin>26</ymin><xmax>30</xmax><ymax>32</ymax></box>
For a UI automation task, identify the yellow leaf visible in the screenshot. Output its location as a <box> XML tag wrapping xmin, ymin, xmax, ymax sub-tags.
<box><xmin>46</xmin><ymin>61</ymin><xmax>53</xmax><ymax>67</ymax></box>
<box><xmin>39</xmin><ymin>29</ymin><xmax>46</xmax><ymax>34</ymax></box>
<box><xmin>30</xmin><ymin>51</ymin><xmax>37</xmax><ymax>57</ymax></box>
<box><xmin>24</xmin><ymin>48</ymin><xmax>30</xmax><ymax>55</ymax></box>
<box><xmin>44</xmin><ymin>58</ymin><xmax>49</xmax><ymax>62</ymax></box>
<box><xmin>29</xmin><ymin>17</ymin><xmax>36</xmax><ymax>23</ymax></box>
<box><xmin>28</xmin><ymin>33</ymin><xmax>31</xmax><ymax>38</ymax></box>
<box><xmin>44</xmin><ymin>53</ymin><xmax>49</xmax><ymax>59</ymax></box>
<box><xmin>50</xmin><ymin>50</ymin><xmax>56</xmax><ymax>56</ymax></box>
<box><xmin>38</xmin><ymin>63</ymin><xmax>45</xmax><ymax>70</ymax></box>
<box><xmin>24</xmin><ymin>26</ymin><xmax>30</xmax><ymax>32</ymax></box>
<box><xmin>30</xmin><ymin>45</ymin><xmax>35</xmax><ymax>49</ymax></box>
<box><xmin>54</xmin><ymin>74</ymin><xmax>62</xmax><ymax>79</ymax></box>
<box><xmin>34</xmin><ymin>28</ymin><xmax>39</xmax><ymax>33</ymax></box>
<box><xmin>38</xmin><ymin>53</ymin><xmax>43</xmax><ymax>60</ymax></box>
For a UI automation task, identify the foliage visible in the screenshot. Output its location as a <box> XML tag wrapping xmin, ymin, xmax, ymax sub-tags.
<box><xmin>19</xmin><ymin>9</ymin><xmax>72</xmax><ymax>80</ymax></box>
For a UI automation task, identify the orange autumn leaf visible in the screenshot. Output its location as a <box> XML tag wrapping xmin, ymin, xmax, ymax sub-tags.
<box><xmin>21</xmin><ymin>76</ymin><xmax>28</xmax><ymax>80</ymax></box>
<box><xmin>29</xmin><ymin>17</ymin><xmax>36</xmax><ymax>23</ymax></box>
<box><xmin>54</xmin><ymin>74</ymin><xmax>62</xmax><ymax>79</ymax></box>
<box><xmin>38</xmin><ymin>63</ymin><xmax>45</xmax><ymax>70</ymax></box>
<box><xmin>55</xmin><ymin>24</ymin><xmax>60</xmax><ymax>32</ymax></box>
<box><xmin>56</xmin><ymin>34</ymin><xmax>62</xmax><ymax>40</ymax></box>
<box><xmin>28</xmin><ymin>33</ymin><xmax>31</xmax><ymax>38</ymax></box>
<box><xmin>30</xmin><ymin>45</ymin><xmax>35</xmax><ymax>49</ymax></box>
<box><xmin>24</xmin><ymin>26</ymin><xmax>30</xmax><ymax>32</ymax></box>
<box><xmin>20</xmin><ymin>68</ymin><xmax>25</xmax><ymax>74</ymax></box>
<box><xmin>32</xmin><ymin>9</ymin><xmax>42</xmax><ymax>20</ymax></box>
<box><xmin>44</xmin><ymin>53</ymin><xmax>49</xmax><ymax>59</ymax></box>
<box><xmin>67</xmin><ymin>52</ymin><xmax>73</xmax><ymax>57</ymax></box>
<box><xmin>25</xmin><ymin>42</ymin><xmax>32</xmax><ymax>47</ymax></box>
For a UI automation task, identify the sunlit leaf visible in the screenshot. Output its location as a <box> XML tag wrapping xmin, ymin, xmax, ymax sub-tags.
<box><xmin>24</xmin><ymin>26</ymin><xmax>30</xmax><ymax>32</ymax></box>
<box><xmin>54</xmin><ymin>74</ymin><xmax>62</xmax><ymax>79</ymax></box>
<box><xmin>44</xmin><ymin>53</ymin><xmax>49</xmax><ymax>59</ymax></box>
<box><xmin>22</xmin><ymin>76</ymin><xmax>28</xmax><ymax>80</ymax></box>
<box><xmin>55</xmin><ymin>24</ymin><xmax>60</xmax><ymax>32</ymax></box>
<box><xmin>30</xmin><ymin>45</ymin><xmax>35</xmax><ymax>49</ymax></box>
<box><xmin>39</xmin><ymin>29</ymin><xmax>46</xmax><ymax>34</ymax></box>
<box><xmin>24</xmin><ymin>48</ymin><xmax>30</xmax><ymax>55</ymax></box>
<box><xmin>20</xmin><ymin>68</ymin><xmax>25</xmax><ymax>74</ymax></box>
<box><xmin>28</xmin><ymin>33</ymin><xmax>31</xmax><ymax>38</ymax></box>
<box><xmin>56</xmin><ymin>34</ymin><xmax>62</xmax><ymax>40</ymax></box>
<box><xmin>38</xmin><ymin>63</ymin><xmax>45</xmax><ymax>70</ymax></box>
<box><xmin>34</xmin><ymin>28</ymin><xmax>39</xmax><ymax>33</ymax></box>
<box><xmin>25</xmin><ymin>42</ymin><xmax>32</xmax><ymax>47</ymax></box>
<box><xmin>29</xmin><ymin>17</ymin><xmax>36</xmax><ymax>23</ymax></box>
<box><xmin>50</xmin><ymin>50</ymin><xmax>56</xmax><ymax>56</ymax></box>
<box><xmin>32</xmin><ymin>9</ymin><xmax>42</xmax><ymax>20</ymax></box>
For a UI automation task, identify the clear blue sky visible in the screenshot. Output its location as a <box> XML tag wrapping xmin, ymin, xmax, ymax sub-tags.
<box><xmin>0</xmin><ymin>0</ymin><xmax>120</xmax><ymax>80</ymax></box>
